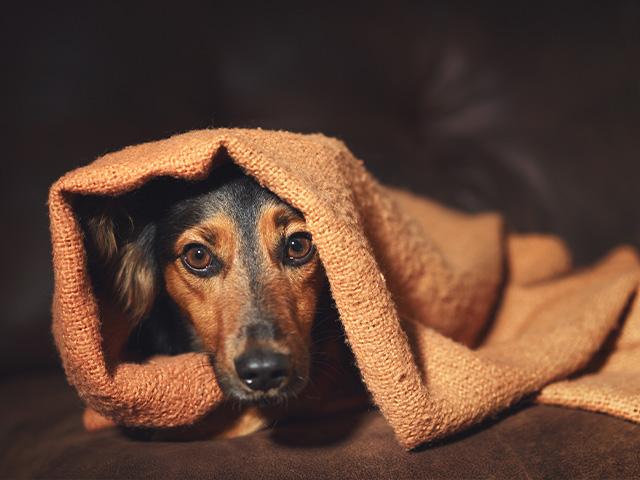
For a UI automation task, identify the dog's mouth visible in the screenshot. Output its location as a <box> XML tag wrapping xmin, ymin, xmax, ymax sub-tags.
<box><xmin>209</xmin><ymin>350</ymin><xmax>308</xmax><ymax>405</ymax></box>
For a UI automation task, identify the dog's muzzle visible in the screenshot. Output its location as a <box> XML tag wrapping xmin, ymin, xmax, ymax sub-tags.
<box><xmin>234</xmin><ymin>348</ymin><xmax>291</xmax><ymax>392</ymax></box>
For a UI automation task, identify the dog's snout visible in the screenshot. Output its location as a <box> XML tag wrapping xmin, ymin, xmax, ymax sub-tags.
<box><xmin>234</xmin><ymin>349</ymin><xmax>290</xmax><ymax>391</ymax></box>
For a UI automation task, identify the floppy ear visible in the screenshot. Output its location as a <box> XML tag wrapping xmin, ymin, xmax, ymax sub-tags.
<box><xmin>85</xmin><ymin>202</ymin><xmax>159</xmax><ymax>322</ymax></box>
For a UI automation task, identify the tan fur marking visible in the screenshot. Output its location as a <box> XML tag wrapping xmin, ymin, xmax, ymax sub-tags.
<box><xmin>254</xmin><ymin>205</ymin><xmax>324</xmax><ymax>378</ymax></box>
<box><xmin>165</xmin><ymin>214</ymin><xmax>241</xmax><ymax>356</ymax></box>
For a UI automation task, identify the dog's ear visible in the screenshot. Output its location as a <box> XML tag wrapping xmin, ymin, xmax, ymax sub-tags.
<box><xmin>85</xmin><ymin>201</ymin><xmax>159</xmax><ymax>322</ymax></box>
<box><xmin>112</xmin><ymin>223</ymin><xmax>158</xmax><ymax>321</ymax></box>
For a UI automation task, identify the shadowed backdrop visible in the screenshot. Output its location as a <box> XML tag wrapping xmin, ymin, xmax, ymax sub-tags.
<box><xmin>1</xmin><ymin>1</ymin><xmax>639</xmax><ymax>378</ymax></box>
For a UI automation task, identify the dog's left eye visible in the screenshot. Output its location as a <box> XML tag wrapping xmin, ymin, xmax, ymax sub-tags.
<box><xmin>284</xmin><ymin>233</ymin><xmax>315</xmax><ymax>266</ymax></box>
<box><xmin>182</xmin><ymin>243</ymin><xmax>216</xmax><ymax>275</ymax></box>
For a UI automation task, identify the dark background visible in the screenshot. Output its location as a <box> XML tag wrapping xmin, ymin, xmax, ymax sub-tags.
<box><xmin>2</xmin><ymin>1</ymin><xmax>639</xmax><ymax>379</ymax></box>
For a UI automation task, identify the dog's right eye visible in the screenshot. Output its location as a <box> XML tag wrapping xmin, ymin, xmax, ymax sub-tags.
<box><xmin>182</xmin><ymin>243</ymin><xmax>216</xmax><ymax>276</ymax></box>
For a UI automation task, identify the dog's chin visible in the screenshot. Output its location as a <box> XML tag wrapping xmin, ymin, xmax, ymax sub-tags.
<box><xmin>220</xmin><ymin>374</ymin><xmax>308</xmax><ymax>406</ymax></box>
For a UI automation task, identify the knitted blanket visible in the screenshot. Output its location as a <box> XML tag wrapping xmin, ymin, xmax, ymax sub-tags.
<box><xmin>49</xmin><ymin>129</ymin><xmax>640</xmax><ymax>449</ymax></box>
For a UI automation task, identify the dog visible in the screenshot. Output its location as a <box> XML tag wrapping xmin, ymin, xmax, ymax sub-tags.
<box><xmin>82</xmin><ymin>159</ymin><xmax>366</xmax><ymax>439</ymax></box>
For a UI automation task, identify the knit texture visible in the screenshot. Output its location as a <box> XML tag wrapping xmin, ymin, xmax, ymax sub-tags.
<box><xmin>49</xmin><ymin>129</ymin><xmax>640</xmax><ymax>449</ymax></box>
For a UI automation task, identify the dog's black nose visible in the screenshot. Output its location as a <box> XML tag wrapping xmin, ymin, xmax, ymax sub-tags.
<box><xmin>234</xmin><ymin>349</ymin><xmax>290</xmax><ymax>391</ymax></box>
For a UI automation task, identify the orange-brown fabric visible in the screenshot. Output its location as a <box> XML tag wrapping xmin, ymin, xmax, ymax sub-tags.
<box><xmin>48</xmin><ymin>129</ymin><xmax>640</xmax><ymax>449</ymax></box>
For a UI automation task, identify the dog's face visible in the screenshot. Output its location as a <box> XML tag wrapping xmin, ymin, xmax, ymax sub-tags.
<box><xmin>159</xmin><ymin>172</ymin><xmax>325</xmax><ymax>402</ymax></box>
<box><xmin>86</xmin><ymin>164</ymin><xmax>327</xmax><ymax>404</ymax></box>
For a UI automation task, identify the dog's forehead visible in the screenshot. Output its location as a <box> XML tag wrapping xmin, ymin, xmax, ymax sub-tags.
<box><xmin>202</xmin><ymin>176</ymin><xmax>278</xmax><ymax>220</ymax></box>
<box><xmin>202</xmin><ymin>177</ymin><xmax>287</xmax><ymax>227</ymax></box>
<box><xmin>164</xmin><ymin>174</ymin><xmax>300</xmax><ymax>238</ymax></box>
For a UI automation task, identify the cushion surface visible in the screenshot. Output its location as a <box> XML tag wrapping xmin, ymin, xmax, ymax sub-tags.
<box><xmin>2</xmin><ymin>374</ymin><xmax>638</xmax><ymax>479</ymax></box>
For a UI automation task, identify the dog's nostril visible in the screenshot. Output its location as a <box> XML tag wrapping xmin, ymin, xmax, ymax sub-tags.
<box><xmin>234</xmin><ymin>350</ymin><xmax>290</xmax><ymax>392</ymax></box>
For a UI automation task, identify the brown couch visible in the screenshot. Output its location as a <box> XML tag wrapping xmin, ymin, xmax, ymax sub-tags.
<box><xmin>2</xmin><ymin>2</ymin><xmax>639</xmax><ymax>478</ymax></box>
<box><xmin>2</xmin><ymin>374</ymin><xmax>640</xmax><ymax>479</ymax></box>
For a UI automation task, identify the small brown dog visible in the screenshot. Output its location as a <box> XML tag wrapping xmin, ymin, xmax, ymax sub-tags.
<box><xmin>84</xmin><ymin>161</ymin><xmax>366</xmax><ymax>439</ymax></box>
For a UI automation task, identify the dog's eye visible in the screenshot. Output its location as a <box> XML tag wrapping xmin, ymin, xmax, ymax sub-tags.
<box><xmin>284</xmin><ymin>233</ymin><xmax>314</xmax><ymax>266</ymax></box>
<box><xmin>182</xmin><ymin>244</ymin><xmax>215</xmax><ymax>274</ymax></box>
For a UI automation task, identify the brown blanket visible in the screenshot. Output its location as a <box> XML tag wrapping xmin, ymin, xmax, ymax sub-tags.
<box><xmin>49</xmin><ymin>129</ymin><xmax>640</xmax><ymax>449</ymax></box>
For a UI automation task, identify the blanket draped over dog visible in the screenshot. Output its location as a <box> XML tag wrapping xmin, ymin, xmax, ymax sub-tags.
<box><xmin>49</xmin><ymin>129</ymin><xmax>640</xmax><ymax>449</ymax></box>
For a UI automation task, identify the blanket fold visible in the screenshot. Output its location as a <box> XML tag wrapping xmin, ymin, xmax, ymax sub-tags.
<box><xmin>49</xmin><ymin>129</ymin><xmax>640</xmax><ymax>449</ymax></box>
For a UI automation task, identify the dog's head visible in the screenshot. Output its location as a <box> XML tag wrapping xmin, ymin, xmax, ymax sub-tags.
<box><xmin>85</xmin><ymin>163</ymin><xmax>327</xmax><ymax>403</ymax></box>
